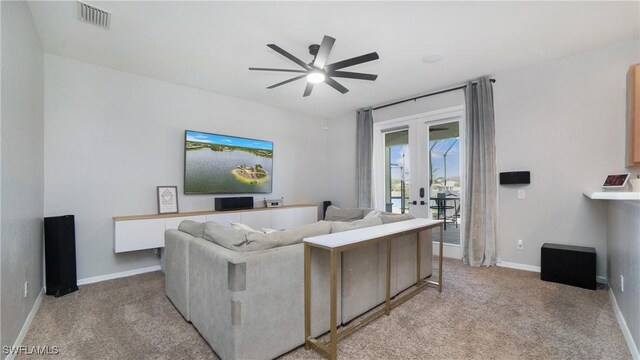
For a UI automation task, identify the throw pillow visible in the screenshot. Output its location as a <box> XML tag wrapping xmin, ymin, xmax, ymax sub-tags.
<box><xmin>379</xmin><ymin>212</ymin><xmax>415</xmax><ymax>224</ymax></box>
<box><xmin>363</xmin><ymin>210</ymin><xmax>381</xmax><ymax>219</ymax></box>
<box><xmin>229</xmin><ymin>220</ymin><xmax>263</xmax><ymax>234</ymax></box>
<box><xmin>324</xmin><ymin>206</ymin><xmax>365</xmax><ymax>222</ymax></box>
<box><xmin>330</xmin><ymin>217</ymin><xmax>383</xmax><ymax>233</ymax></box>
<box><xmin>246</xmin><ymin>221</ymin><xmax>332</xmax><ymax>247</ymax></box>
<box><xmin>178</xmin><ymin>220</ymin><xmax>205</xmax><ymax>238</ymax></box>
<box><xmin>203</xmin><ymin>221</ymin><xmax>278</xmax><ymax>252</ymax></box>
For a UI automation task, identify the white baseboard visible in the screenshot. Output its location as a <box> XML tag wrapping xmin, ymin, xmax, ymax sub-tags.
<box><xmin>496</xmin><ymin>262</ymin><xmax>608</xmax><ymax>283</ymax></box>
<box><xmin>496</xmin><ymin>261</ymin><xmax>541</xmax><ymax>273</ymax></box>
<box><xmin>77</xmin><ymin>265</ymin><xmax>161</xmax><ymax>286</ymax></box>
<box><xmin>432</xmin><ymin>242</ymin><xmax>462</xmax><ymax>259</ymax></box>
<box><xmin>6</xmin><ymin>289</ymin><xmax>44</xmax><ymax>360</ymax></box>
<box><xmin>609</xmin><ymin>288</ymin><xmax>640</xmax><ymax>359</ymax></box>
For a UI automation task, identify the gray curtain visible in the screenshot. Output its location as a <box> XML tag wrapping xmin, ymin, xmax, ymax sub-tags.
<box><xmin>356</xmin><ymin>108</ymin><xmax>374</xmax><ymax>208</ymax></box>
<box><xmin>463</xmin><ymin>78</ymin><xmax>497</xmax><ymax>266</ymax></box>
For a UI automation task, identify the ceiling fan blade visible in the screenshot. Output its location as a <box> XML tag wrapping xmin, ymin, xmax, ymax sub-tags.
<box><xmin>325</xmin><ymin>52</ymin><xmax>379</xmax><ymax>71</ymax></box>
<box><xmin>303</xmin><ymin>82</ymin><xmax>314</xmax><ymax>97</ymax></box>
<box><xmin>324</xmin><ymin>77</ymin><xmax>349</xmax><ymax>94</ymax></box>
<box><xmin>313</xmin><ymin>35</ymin><xmax>335</xmax><ymax>69</ymax></box>
<box><xmin>249</xmin><ymin>67</ymin><xmax>307</xmax><ymax>73</ymax></box>
<box><xmin>267</xmin><ymin>44</ymin><xmax>311</xmax><ymax>70</ymax></box>
<box><xmin>328</xmin><ymin>71</ymin><xmax>378</xmax><ymax>81</ymax></box>
<box><xmin>266</xmin><ymin>74</ymin><xmax>306</xmax><ymax>89</ymax></box>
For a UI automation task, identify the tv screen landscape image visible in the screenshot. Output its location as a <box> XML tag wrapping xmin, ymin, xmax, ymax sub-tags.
<box><xmin>184</xmin><ymin>130</ymin><xmax>273</xmax><ymax>194</ymax></box>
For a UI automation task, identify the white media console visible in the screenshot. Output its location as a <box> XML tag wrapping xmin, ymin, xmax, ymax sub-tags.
<box><xmin>113</xmin><ymin>204</ymin><xmax>318</xmax><ymax>253</ymax></box>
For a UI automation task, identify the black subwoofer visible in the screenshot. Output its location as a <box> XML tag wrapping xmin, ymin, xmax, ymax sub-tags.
<box><xmin>214</xmin><ymin>197</ymin><xmax>254</xmax><ymax>211</ymax></box>
<box><xmin>44</xmin><ymin>215</ymin><xmax>79</xmax><ymax>297</ymax></box>
<box><xmin>541</xmin><ymin>243</ymin><xmax>596</xmax><ymax>290</ymax></box>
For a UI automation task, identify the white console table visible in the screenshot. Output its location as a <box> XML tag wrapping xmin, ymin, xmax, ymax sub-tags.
<box><xmin>303</xmin><ymin>218</ymin><xmax>443</xmax><ymax>360</ymax></box>
<box><xmin>113</xmin><ymin>204</ymin><xmax>318</xmax><ymax>253</ymax></box>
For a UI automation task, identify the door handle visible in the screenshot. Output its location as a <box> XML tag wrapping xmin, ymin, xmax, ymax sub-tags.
<box><xmin>420</xmin><ymin>187</ymin><xmax>425</xmax><ymax>198</ymax></box>
<box><xmin>420</xmin><ymin>201</ymin><xmax>426</xmax><ymax>205</ymax></box>
<box><xmin>411</xmin><ymin>200</ymin><xmax>417</xmax><ymax>205</ymax></box>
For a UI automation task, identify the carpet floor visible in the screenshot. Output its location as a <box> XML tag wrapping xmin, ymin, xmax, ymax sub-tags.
<box><xmin>19</xmin><ymin>259</ymin><xmax>630</xmax><ymax>359</ymax></box>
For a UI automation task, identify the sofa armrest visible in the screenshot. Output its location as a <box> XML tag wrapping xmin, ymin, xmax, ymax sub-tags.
<box><xmin>164</xmin><ymin>229</ymin><xmax>192</xmax><ymax>321</ymax></box>
<box><xmin>188</xmin><ymin>238</ymin><xmax>339</xmax><ymax>360</ymax></box>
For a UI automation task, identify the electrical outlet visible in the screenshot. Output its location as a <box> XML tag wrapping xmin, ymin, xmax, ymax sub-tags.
<box><xmin>517</xmin><ymin>239</ymin><xmax>524</xmax><ymax>250</ymax></box>
<box><xmin>518</xmin><ymin>190</ymin><xmax>526</xmax><ymax>199</ymax></box>
<box><xmin>24</xmin><ymin>281</ymin><xmax>28</xmax><ymax>298</ymax></box>
<box><xmin>620</xmin><ymin>274</ymin><xmax>624</xmax><ymax>292</ymax></box>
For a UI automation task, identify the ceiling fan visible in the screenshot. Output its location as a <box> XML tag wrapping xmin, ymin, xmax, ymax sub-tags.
<box><xmin>249</xmin><ymin>35</ymin><xmax>379</xmax><ymax>97</ymax></box>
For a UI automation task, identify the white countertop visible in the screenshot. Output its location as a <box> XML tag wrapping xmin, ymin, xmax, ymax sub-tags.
<box><xmin>583</xmin><ymin>191</ymin><xmax>640</xmax><ymax>200</ymax></box>
<box><xmin>304</xmin><ymin>218</ymin><xmax>442</xmax><ymax>249</ymax></box>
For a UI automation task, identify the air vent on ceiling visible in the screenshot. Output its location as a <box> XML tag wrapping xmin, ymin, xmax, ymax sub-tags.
<box><xmin>77</xmin><ymin>1</ymin><xmax>110</xmax><ymax>29</ymax></box>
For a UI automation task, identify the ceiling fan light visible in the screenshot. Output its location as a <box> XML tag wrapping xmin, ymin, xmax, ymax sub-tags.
<box><xmin>307</xmin><ymin>71</ymin><xmax>325</xmax><ymax>84</ymax></box>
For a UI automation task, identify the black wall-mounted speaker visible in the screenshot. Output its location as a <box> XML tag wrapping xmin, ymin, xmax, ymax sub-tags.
<box><xmin>499</xmin><ymin>171</ymin><xmax>531</xmax><ymax>185</ymax></box>
<box><xmin>44</xmin><ymin>215</ymin><xmax>79</xmax><ymax>297</ymax></box>
<box><xmin>215</xmin><ymin>197</ymin><xmax>254</xmax><ymax>211</ymax></box>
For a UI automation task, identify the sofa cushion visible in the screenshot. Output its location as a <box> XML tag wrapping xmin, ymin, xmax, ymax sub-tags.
<box><xmin>325</xmin><ymin>206</ymin><xmax>365</xmax><ymax>222</ymax></box>
<box><xmin>363</xmin><ymin>210</ymin><xmax>381</xmax><ymax>219</ymax></box>
<box><xmin>178</xmin><ymin>220</ymin><xmax>206</xmax><ymax>238</ymax></box>
<box><xmin>245</xmin><ymin>221</ymin><xmax>332</xmax><ymax>247</ymax></box>
<box><xmin>330</xmin><ymin>217</ymin><xmax>383</xmax><ymax>233</ymax></box>
<box><xmin>379</xmin><ymin>212</ymin><xmax>415</xmax><ymax>224</ymax></box>
<box><xmin>203</xmin><ymin>221</ymin><xmax>278</xmax><ymax>252</ymax></box>
<box><xmin>229</xmin><ymin>221</ymin><xmax>263</xmax><ymax>234</ymax></box>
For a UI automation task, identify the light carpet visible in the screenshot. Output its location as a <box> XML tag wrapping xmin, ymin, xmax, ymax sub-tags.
<box><xmin>18</xmin><ymin>259</ymin><xmax>630</xmax><ymax>359</ymax></box>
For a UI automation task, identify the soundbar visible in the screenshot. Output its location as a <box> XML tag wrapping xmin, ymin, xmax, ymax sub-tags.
<box><xmin>215</xmin><ymin>197</ymin><xmax>254</xmax><ymax>211</ymax></box>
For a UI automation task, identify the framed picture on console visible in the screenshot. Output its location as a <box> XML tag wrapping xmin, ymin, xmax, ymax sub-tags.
<box><xmin>157</xmin><ymin>186</ymin><xmax>179</xmax><ymax>214</ymax></box>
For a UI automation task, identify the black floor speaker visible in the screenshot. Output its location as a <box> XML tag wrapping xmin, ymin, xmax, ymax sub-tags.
<box><xmin>323</xmin><ymin>201</ymin><xmax>332</xmax><ymax>219</ymax></box>
<box><xmin>44</xmin><ymin>215</ymin><xmax>79</xmax><ymax>297</ymax></box>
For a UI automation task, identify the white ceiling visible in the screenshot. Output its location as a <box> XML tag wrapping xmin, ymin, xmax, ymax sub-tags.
<box><xmin>28</xmin><ymin>1</ymin><xmax>640</xmax><ymax>119</ymax></box>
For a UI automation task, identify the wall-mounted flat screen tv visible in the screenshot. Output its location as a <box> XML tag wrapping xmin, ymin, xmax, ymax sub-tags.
<box><xmin>184</xmin><ymin>130</ymin><xmax>273</xmax><ymax>194</ymax></box>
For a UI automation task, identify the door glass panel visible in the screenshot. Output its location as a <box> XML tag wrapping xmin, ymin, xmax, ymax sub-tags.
<box><xmin>384</xmin><ymin>130</ymin><xmax>410</xmax><ymax>214</ymax></box>
<box><xmin>428</xmin><ymin>121</ymin><xmax>460</xmax><ymax>244</ymax></box>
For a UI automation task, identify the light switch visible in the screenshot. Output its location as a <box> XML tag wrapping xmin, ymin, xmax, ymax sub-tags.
<box><xmin>518</xmin><ymin>190</ymin><xmax>526</xmax><ymax>199</ymax></box>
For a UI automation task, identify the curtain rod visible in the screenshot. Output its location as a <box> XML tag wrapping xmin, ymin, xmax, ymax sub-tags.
<box><xmin>371</xmin><ymin>79</ymin><xmax>496</xmax><ymax>111</ymax></box>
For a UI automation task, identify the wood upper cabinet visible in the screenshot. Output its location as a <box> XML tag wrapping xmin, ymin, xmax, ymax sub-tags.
<box><xmin>627</xmin><ymin>64</ymin><xmax>640</xmax><ymax>167</ymax></box>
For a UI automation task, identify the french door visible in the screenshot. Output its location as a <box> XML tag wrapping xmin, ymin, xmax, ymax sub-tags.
<box><xmin>373</xmin><ymin>106</ymin><xmax>464</xmax><ymax>258</ymax></box>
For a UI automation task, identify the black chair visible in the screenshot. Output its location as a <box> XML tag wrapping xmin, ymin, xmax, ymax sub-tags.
<box><xmin>430</xmin><ymin>192</ymin><xmax>454</xmax><ymax>229</ymax></box>
<box><xmin>448</xmin><ymin>203</ymin><xmax>460</xmax><ymax>228</ymax></box>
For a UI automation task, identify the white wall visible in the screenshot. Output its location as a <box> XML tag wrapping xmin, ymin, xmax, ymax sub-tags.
<box><xmin>44</xmin><ymin>55</ymin><xmax>328</xmax><ymax>280</ymax></box>
<box><xmin>0</xmin><ymin>1</ymin><xmax>44</xmax><ymax>355</ymax></box>
<box><xmin>326</xmin><ymin>114</ymin><xmax>357</xmax><ymax>209</ymax></box>
<box><xmin>373</xmin><ymin>90</ymin><xmax>464</xmax><ymax>123</ymax></box>
<box><xmin>607</xmin><ymin>200</ymin><xmax>640</xmax><ymax>357</ymax></box>
<box><xmin>494</xmin><ymin>38</ymin><xmax>640</xmax><ymax>278</ymax></box>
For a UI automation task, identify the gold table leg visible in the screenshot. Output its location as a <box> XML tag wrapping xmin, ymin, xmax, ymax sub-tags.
<box><xmin>304</xmin><ymin>243</ymin><xmax>311</xmax><ymax>350</ymax></box>
<box><xmin>330</xmin><ymin>249</ymin><xmax>338</xmax><ymax>360</ymax></box>
<box><xmin>385</xmin><ymin>239</ymin><xmax>391</xmax><ymax>316</ymax></box>
<box><xmin>416</xmin><ymin>231</ymin><xmax>422</xmax><ymax>286</ymax></box>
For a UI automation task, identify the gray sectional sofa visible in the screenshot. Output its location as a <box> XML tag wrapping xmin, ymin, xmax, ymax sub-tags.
<box><xmin>164</xmin><ymin>207</ymin><xmax>433</xmax><ymax>360</ymax></box>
